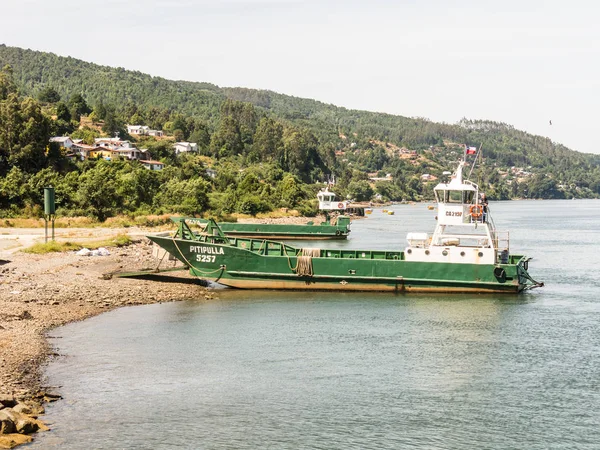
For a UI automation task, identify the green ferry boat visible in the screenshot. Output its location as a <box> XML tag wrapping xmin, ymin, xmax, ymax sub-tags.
<box><xmin>148</xmin><ymin>162</ymin><xmax>543</xmax><ymax>293</ymax></box>
<box><xmin>174</xmin><ymin>187</ymin><xmax>351</xmax><ymax>240</ymax></box>
<box><xmin>172</xmin><ymin>216</ymin><xmax>351</xmax><ymax>240</ymax></box>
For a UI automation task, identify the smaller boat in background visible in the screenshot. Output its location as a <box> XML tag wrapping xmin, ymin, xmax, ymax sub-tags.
<box><xmin>175</xmin><ymin>186</ymin><xmax>352</xmax><ymax>240</ymax></box>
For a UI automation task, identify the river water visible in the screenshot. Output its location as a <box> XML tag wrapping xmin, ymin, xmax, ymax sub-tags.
<box><xmin>31</xmin><ymin>200</ymin><xmax>600</xmax><ymax>449</ymax></box>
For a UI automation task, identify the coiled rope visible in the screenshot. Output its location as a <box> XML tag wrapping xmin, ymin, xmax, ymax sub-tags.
<box><xmin>283</xmin><ymin>247</ymin><xmax>321</xmax><ymax>276</ymax></box>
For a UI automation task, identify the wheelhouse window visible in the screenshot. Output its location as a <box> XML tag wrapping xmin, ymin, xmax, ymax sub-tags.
<box><xmin>435</xmin><ymin>190</ymin><xmax>464</xmax><ymax>203</ymax></box>
<box><xmin>463</xmin><ymin>191</ymin><xmax>475</xmax><ymax>204</ymax></box>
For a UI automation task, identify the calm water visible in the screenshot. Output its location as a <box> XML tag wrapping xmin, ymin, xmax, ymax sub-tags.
<box><xmin>31</xmin><ymin>200</ymin><xmax>600</xmax><ymax>449</ymax></box>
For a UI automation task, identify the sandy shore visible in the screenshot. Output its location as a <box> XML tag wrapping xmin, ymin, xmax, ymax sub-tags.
<box><xmin>0</xmin><ymin>227</ymin><xmax>210</xmax><ymax>447</ymax></box>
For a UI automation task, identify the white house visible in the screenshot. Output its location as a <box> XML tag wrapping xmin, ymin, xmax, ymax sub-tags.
<box><xmin>94</xmin><ymin>138</ymin><xmax>132</xmax><ymax>149</ymax></box>
<box><xmin>127</xmin><ymin>125</ymin><xmax>149</xmax><ymax>135</ymax></box>
<box><xmin>127</xmin><ymin>125</ymin><xmax>164</xmax><ymax>137</ymax></box>
<box><xmin>141</xmin><ymin>160</ymin><xmax>165</xmax><ymax>171</ymax></box>
<box><xmin>49</xmin><ymin>136</ymin><xmax>74</xmax><ymax>148</ymax></box>
<box><xmin>173</xmin><ymin>142</ymin><xmax>198</xmax><ymax>154</ymax></box>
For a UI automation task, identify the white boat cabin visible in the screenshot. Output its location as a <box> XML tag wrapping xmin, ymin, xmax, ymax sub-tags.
<box><xmin>317</xmin><ymin>187</ymin><xmax>347</xmax><ymax>211</ymax></box>
<box><xmin>405</xmin><ymin>162</ymin><xmax>509</xmax><ymax>265</ymax></box>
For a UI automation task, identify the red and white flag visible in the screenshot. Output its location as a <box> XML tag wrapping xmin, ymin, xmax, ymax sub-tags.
<box><xmin>466</xmin><ymin>146</ymin><xmax>477</xmax><ymax>155</ymax></box>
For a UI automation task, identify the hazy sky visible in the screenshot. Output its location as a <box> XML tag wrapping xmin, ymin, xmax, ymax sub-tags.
<box><xmin>3</xmin><ymin>0</ymin><xmax>600</xmax><ymax>154</ymax></box>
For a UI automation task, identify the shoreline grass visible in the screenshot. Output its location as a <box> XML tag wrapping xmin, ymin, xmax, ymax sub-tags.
<box><xmin>22</xmin><ymin>234</ymin><xmax>133</xmax><ymax>254</ymax></box>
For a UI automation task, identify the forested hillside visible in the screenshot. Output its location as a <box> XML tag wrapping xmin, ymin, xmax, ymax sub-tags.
<box><xmin>1</xmin><ymin>44</ymin><xmax>599</xmax><ymax>221</ymax></box>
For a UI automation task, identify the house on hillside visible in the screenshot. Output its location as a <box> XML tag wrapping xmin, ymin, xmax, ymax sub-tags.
<box><xmin>127</xmin><ymin>125</ymin><xmax>149</xmax><ymax>135</ymax></box>
<box><xmin>127</xmin><ymin>125</ymin><xmax>164</xmax><ymax>137</ymax></box>
<box><xmin>90</xmin><ymin>148</ymin><xmax>120</xmax><ymax>161</ymax></box>
<box><xmin>94</xmin><ymin>138</ymin><xmax>133</xmax><ymax>149</ymax></box>
<box><xmin>369</xmin><ymin>174</ymin><xmax>393</xmax><ymax>182</ymax></box>
<box><xmin>69</xmin><ymin>143</ymin><xmax>103</xmax><ymax>160</ymax></box>
<box><xmin>141</xmin><ymin>160</ymin><xmax>165</xmax><ymax>171</ymax></box>
<box><xmin>113</xmin><ymin>146</ymin><xmax>143</xmax><ymax>160</ymax></box>
<box><xmin>173</xmin><ymin>142</ymin><xmax>198</xmax><ymax>154</ymax></box>
<box><xmin>49</xmin><ymin>136</ymin><xmax>74</xmax><ymax>149</ymax></box>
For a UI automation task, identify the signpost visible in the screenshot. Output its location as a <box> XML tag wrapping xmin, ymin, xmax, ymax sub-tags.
<box><xmin>44</xmin><ymin>187</ymin><xmax>56</xmax><ymax>243</ymax></box>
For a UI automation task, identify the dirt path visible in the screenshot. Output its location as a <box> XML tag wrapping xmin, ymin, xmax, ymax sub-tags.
<box><xmin>0</xmin><ymin>226</ymin><xmax>153</xmax><ymax>257</ymax></box>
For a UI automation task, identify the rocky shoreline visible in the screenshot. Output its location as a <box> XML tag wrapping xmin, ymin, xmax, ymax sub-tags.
<box><xmin>0</xmin><ymin>238</ymin><xmax>208</xmax><ymax>448</ymax></box>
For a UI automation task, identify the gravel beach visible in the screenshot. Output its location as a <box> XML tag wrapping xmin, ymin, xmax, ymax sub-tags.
<box><xmin>0</xmin><ymin>229</ymin><xmax>209</xmax><ymax>447</ymax></box>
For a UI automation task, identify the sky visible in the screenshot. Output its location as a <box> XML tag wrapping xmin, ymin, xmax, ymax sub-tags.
<box><xmin>2</xmin><ymin>0</ymin><xmax>600</xmax><ymax>154</ymax></box>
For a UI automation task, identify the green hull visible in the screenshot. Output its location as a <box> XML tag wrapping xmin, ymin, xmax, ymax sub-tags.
<box><xmin>148</xmin><ymin>233</ymin><xmax>536</xmax><ymax>294</ymax></box>
<box><xmin>177</xmin><ymin>217</ymin><xmax>351</xmax><ymax>240</ymax></box>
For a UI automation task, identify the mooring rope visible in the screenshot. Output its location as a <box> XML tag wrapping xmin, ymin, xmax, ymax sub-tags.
<box><xmin>521</xmin><ymin>270</ymin><xmax>544</xmax><ymax>290</ymax></box>
<box><xmin>282</xmin><ymin>246</ymin><xmax>320</xmax><ymax>276</ymax></box>
<box><xmin>295</xmin><ymin>256</ymin><xmax>314</xmax><ymax>276</ymax></box>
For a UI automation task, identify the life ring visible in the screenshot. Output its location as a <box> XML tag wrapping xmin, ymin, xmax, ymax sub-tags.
<box><xmin>469</xmin><ymin>204</ymin><xmax>483</xmax><ymax>218</ymax></box>
<box><xmin>337</xmin><ymin>202</ymin><xmax>344</xmax><ymax>209</ymax></box>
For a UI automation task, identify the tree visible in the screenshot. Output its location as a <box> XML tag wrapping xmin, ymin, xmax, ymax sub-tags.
<box><xmin>188</xmin><ymin>122</ymin><xmax>210</xmax><ymax>152</ymax></box>
<box><xmin>70</xmin><ymin>127</ymin><xmax>100</xmax><ymax>145</ymax></box>
<box><xmin>237</xmin><ymin>194</ymin><xmax>270</xmax><ymax>216</ymax></box>
<box><xmin>67</xmin><ymin>93</ymin><xmax>91</xmax><ymax>121</ymax></box>
<box><xmin>102</xmin><ymin>106</ymin><xmax>125</xmax><ymax>137</ymax></box>
<box><xmin>76</xmin><ymin>162</ymin><xmax>121</xmax><ymax>221</ymax></box>
<box><xmin>173</xmin><ymin>129</ymin><xmax>185</xmax><ymax>142</ymax></box>
<box><xmin>116</xmin><ymin>165</ymin><xmax>161</xmax><ymax>211</ymax></box>
<box><xmin>0</xmin><ymin>94</ymin><xmax>51</xmax><ymax>174</ymax></box>
<box><xmin>52</xmin><ymin>101</ymin><xmax>75</xmax><ymax>135</ymax></box>
<box><xmin>251</xmin><ymin>117</ymin><xmax>283</xmax><ymax>162</ymax></box>
<box><xmin>375</xmin><ymin>181</ymin><xmax>403</xmax><ymax>202</ymax></box>
<box><xmin>153</xmin><ymin>178</ymin><xmax>210</xmax><ymax>215</ymax></box>
<box><xmin>93</xmin><ymin>102</ymin><xmax>107</xmax><ymax>121</ymax></box>
<box><xmin>37</xmin><ymin>86</ymin><xmax>61</xmax><ymax>103</ymax></box>
<box><xmin>347</xmin><ymin>180</ymin><xmax>374</xmax><ymax>202</ymax></box>
<box><xmin>278</xmin><ymin>174</ymin><xmax>303</xmax><ymax>207</ymax></box>
<box><xmin>171</xmin><ymin>115</ymin><xmax>188</xmax><ymax>139</ymax></box>
<box><xmin>282</xmin><ymin>127</ymin><xmax>322</xmax><ymax>182</ymax></box>
<box><xmin>144</xmin><ymin>140</ymin><xmax>175</xmax><ymax>163</ymax></box>
<box><xmin>55</xmin><ymin>101</ymin><xmax>71</xmax><ymax>122</ymax></box>
<box><xmin>0</xmin><ymin>65</ymin><xmax>17</xmax><ymax>100</ymax></box>
<box><xmin>209</xmin><ymin>116</ymin><xmax>244</xmax><ymax>158</ymax></box>
<box><xmin>0</xmin><ymin>166</ymin><xmax>27</xmax><ymax>209</ymax></box>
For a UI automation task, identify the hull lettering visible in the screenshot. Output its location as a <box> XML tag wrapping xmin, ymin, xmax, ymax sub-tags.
<box><xmin>189</xmin><ymin>245</ymin><xmax>224</xmax><ymax>255</ymax></box>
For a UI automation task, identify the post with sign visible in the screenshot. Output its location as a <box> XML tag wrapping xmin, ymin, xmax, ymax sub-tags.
<box><xmin>44</xmin><ymin>187</ymin><xmax>56</xmax><ymax>243</ymax></box>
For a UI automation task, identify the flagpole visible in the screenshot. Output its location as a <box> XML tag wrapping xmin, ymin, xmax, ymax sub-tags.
<box><xmin>467</xmin><ymin>143</ymin><xmax>482</xmax><ymax>179</ymax></box>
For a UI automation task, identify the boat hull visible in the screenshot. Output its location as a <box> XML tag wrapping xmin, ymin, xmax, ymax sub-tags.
<box><xmin>148</xmin><ymin>235</ymin><xmax>530</xmax><ymax>294</ymax></box>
